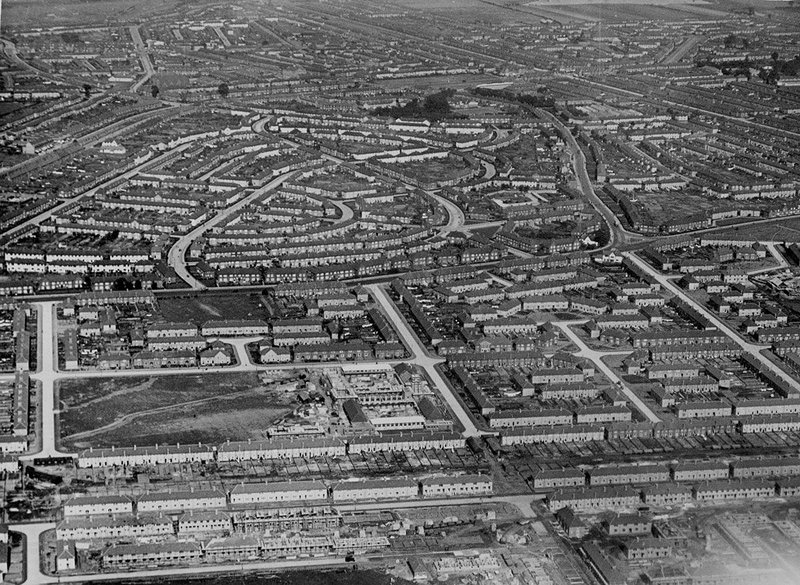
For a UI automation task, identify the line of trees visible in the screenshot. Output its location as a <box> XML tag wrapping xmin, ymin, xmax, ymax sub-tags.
<box><xmin>372</xmin><ymin>89</ymin><xmax>455</xmax><ymax>121</ymax></box>
<box><xmin>471</xmin><ymin>86</ymin><xmax>555</xmax><ymax>108</ymax></box>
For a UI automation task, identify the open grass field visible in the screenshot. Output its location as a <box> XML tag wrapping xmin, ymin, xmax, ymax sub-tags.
<box><xmin>636</xmin><ymin>191</ymin><xmax>715</xmax><ymax>223</ymax></box>
<box><xmin>4</xmin><ymin>0</ymin><xmax>181</xmax><ymax>26</ymax></box>
<box><xmin>712</xmin><ymin>217</ymin><xmax>800</xmax><ymax>244</ymax></box>
<box><xmin>157</xmin><ymin>293</ymin><xmax>269</xmax><ymax>324</ymax></box>
<box><xmin>57</xmin><ymin>371</ymin><xmax>297</xmax><ymax>450</ymax></box>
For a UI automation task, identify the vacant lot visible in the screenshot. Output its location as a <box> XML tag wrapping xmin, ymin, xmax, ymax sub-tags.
<box><xmin>58</xmin><ymin>372</ymin><xmax>298</xmax><ymax>450</ymax></box>
<box><xmin>157</xmin><ymin>293</ymin><xmax>269</xmax><ymax>323</ymax></box>
<box><xmin>636</xmin><ymin>191</ymin><xmax>715</xmax><ymax>224</ymax></box>
<box><xmin>712</xmin><ymin>217</ymin><xmax>800</xmax><ymax>243</ymax></box>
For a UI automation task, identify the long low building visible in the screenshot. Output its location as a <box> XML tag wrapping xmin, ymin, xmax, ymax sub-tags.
<box><xmin>63</xmin><ymin>495</ymin><xmax>133</xmax><ymax>516</ymax></box>
<box><xmin>57</xmin><ymin>514</ymin><xmax>173</xmax><ymax>541</ymax></box>
<box><xmin>77</xmin><ymin>444</ymin><xmax>214</xmax><ymax>468</ymax></box>
<box><xmin>547</xmin><ymin>486</ymin><xmax>641</xmax><ymax>512</ymax></box>
<box><xmin>693</xmin><ymin>479</ymin><xmax>776</xmax><ymax>501</ymax></box>
<box><xmin>137</xmin><ymin>490</ymin><xmax>227</xmax><ymax>513</ymax></box>
<box><xmin>531</xmin><ymin>468</ymin><xmax>586</xmax><ymax>490</ymax></box>
<box><xmin>501</xmin><ymin>424</ymin><xmax>604</xmax><ymax>445</ymax></box>
<box><xmin>216</xmin><ymin>437</ymin><xmax>346</xmax><ymax>462</ymax></box>
<box><xmin>102</xmin><ymin>542</ymin><xmax>204</xmax><ymax>569</ymax></box>
<box><xmin>739</xmin><ymin>413</ymin><xmax>800</xmax><ymax>433</ymax></box>
<box><xmin>730</xmin><ymin>457</ymin><xmax>800</xmax><ymax>479</ymax></box>
<box><xmin>587</xmin><ymin>464</ymin><xmax>670</xmax><ymax>486</ymax></box>
<box><xmin>420</xmin><ymin>474</ymin><xmax>493</xmax><ymax>497</ymax></box>
<box><xmin>332</xmin><ymin>478</ymin><xmax>419</xmax><ymax>502</ymax></box>
<box><xmin>348</xmin><ymin>431</ymin><xmax>464</xmax><ymax>453</ymax></box>
<box><xmin>229</xmin><ymin>480</ymin><xmax>328</xmax><ymax>505</ymax></box>
<box><xmin>671</xmin><ymin>461</ymin><xmax>730</xmax><ymax>482</ymax></box>
<box><xmin>489</xmin><ymin>408</ymin><xmax>572</xmax><ymax>429</ymax></box>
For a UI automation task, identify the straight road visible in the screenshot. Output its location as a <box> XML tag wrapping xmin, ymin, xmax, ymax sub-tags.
<box><xmin>660</xmin><ymin>35</ymin><xmax>704</xmax><ymax>65</ymax></box>
<box><xmin>552</xmin><ymin>321</ymin><xmax>661</xmax><ymax>423</ymax></box>
<box><xmin>166</xmin><ymin>171</ymin><xmax>296</xmax><ymax>290</ymax></box>
<box><xmin>129</xmin><ymin>25</ymin><xmax>155</xmax><ymax>93</ymax></box>
<box><xmin>624</xmin><ymin>252</ymin><xmax>800</xmax><ymax>395</ymax></box>
<box><xmin>3</xmin><ymin>142</ymin><xmax>193</xmax><ymax>242</ymax></box>
<box><xmin>24</xmin><ymin>302</ymin><xmax>74</xmax><ymax>460</ymax></box>
<box><xmin>366</xmin><ymin>284</ymin><xmax>481</xmax><ymax>437</ymax></box>
<box><xmin>10</xmin><ymin>522</ymin><xmax>56</xmax><ymax>585</ymax></box>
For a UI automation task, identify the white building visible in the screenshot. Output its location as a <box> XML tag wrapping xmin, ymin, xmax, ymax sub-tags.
<box><xmin>137</xmin><ymin>490</ymin><xmax>227</xmax><ymax>513</ymax></box>
<box><xmin>63</xmin><ymin>495</ymin><xmax>133</xmax><ymax>516</ymax></box>
<box><xmin>332</xmin><ymin>478</ymin><xmax>418</xmax><ymax>502</ymax></box>
<box><xmin>420</xmin><ymin>475</ymin><xmax>493</xmax><ymax>497</ymax></box>
<box><xmin>229</xmin><ymin>480</ymin><xmax>328</xmax><ymax>505</ymax></box>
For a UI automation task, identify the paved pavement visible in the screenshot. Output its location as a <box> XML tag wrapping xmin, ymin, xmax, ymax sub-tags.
<box><xmin>366</xmin><ymin>284</ymin><xmax>482</xmax><ymax>437</ymax></box>
<box><xmin>552</xmin><ymin>321</ymin><xmax>661</xmax><ymax>423</ymax></box>
<box><xmin>329</xmin><ymin>199</ymin><xmax>354</xmax><ymax>222</ymax></box>
<box><xmin>625</xmin><ymin>252</ymin><xmax>800</xmax><ymax>395</ymax></box>
<box><xmin>23</xmin><ymin>302</ymin><xmax>73</xmax><ymax>460</ymax></box>
<box><xmin>10</xmin><ymin>522</ymin><xmax>56</xmax><ymax>585</ymax></box>
<box><xmin>166</xmin><ymin>171</ymin><xmax>295</xmax><ymax>290</ymax></box>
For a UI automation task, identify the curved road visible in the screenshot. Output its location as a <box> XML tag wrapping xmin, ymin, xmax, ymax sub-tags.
<box><xmin>537</xmin><ymin>108</ymin><xmax>646</xmax><ymax>249</ymax></box>
<box><xmin>167</xmin><ymin>171</ymin><xmax>297</xmax><ymax>290</ymax></box>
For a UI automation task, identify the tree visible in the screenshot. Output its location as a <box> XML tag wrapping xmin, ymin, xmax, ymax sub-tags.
<box><xmin>82</xmin><ymin>83</ymin><xmax>91</xmax><ymax>98</ymax></box>
<box><xmin>217</xmin><ymin>82</ymin><xmax>229</xmax><ymax>98</ymax></box>
<box><xmin>150</xmin><ymin>84</ymin><xmax>160</xmax><ymax>98</ymax></box>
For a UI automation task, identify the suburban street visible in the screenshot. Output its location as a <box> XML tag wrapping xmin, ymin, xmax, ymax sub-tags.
<box><xmin>749</xmin><ymin>242</ymin><xmax>789</xmax><ymax>276</ymax></box>
<box><xmin>10</xmin><ymin>523</ymin><xmax>56</xmax><ymax>585</ymax></box>
<box><xmin>538</xmin><ymin>108</ymin><xmax>646</xmax><ymax>249</ymax></box>
<box><xmin>625</xmin><ymin>252</ymin><xmax>800</xmax><ymax>394</ymax></box>
<box><xmin>166</xmin><ymin>170</ymin><xmax>296</xmax><ymax>290</ymax></box>
<box><xmin>553</xmin><ymin>321</ymin><xmax>662</xmax><ymax>423</ymax></box>
<box><xmin>129</xmin><ymin>25</ymin><xmax>155</xmax><ymax>92</ymax></box>
<box><xmin>2</xmin><ymin>142</ymin><xmax>194</xmax><ymax>242</ymax></box>
<box><xmin>366</xmin><ymin>284</ymin><xmax>482</xmax><ymax>437</ymax></box>
<box><xmin>10</xmin><ymin>492</ymin><xmax>541</xmax><ymax>585</ymax></box>
<box><xmin>24</xmin><ymin>302</ymin><xmax>74</xmax><ymax>460</ymax></box>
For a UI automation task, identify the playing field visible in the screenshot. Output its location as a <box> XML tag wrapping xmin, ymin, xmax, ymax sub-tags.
<box><xmin>57</xmin><ymin>371</ymin><xmax>298</xmax><ymax>450</ymax></box>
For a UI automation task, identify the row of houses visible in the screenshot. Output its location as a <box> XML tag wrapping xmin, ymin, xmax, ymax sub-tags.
<box><xmin>497</xmin><ymin>412</ymin><xmax>800</xmax><ymax>445</ymax></box>
<box><xmin>76</xmin><ymin>431</ymin><xmax>466</xmax><ymax>468</ymax></box>
<box><xmin>528</xmin><ymin>457</ymin><xmax>800</xmax><ymax>491</ymax></box>
<box><xmin>547</xmin><ymin>478</ymin><xmax>800</xmax><ymax>512</ymax></box>
<box><xmin>65</xmin><ymin>474</ymin><xmax>493</xmax><ymax>516</ymax></box>
<box><xmin>99</xmin><ymin>533</ymin><xmax>389</xmax><ymax>569</ymax></box>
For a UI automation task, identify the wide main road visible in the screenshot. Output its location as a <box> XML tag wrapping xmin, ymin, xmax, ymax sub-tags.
<box><xmin>367</xmin><ymin>283</ymin><xmax>482</xmax><ymax>437</ymax></box>
<box><xmin>128</xmin><ymin>25</ymin><xmax>155</xmax><ymax>93</ymax></box>
<box><xmin>166</xmin><ymin>170</ymin><xmax>297</xmax><ymax>290</ymax></box>
<box><xmin>536</xmin><ymin>108</ymin><xmax>645</xmax><ymax>248</ymax></box>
